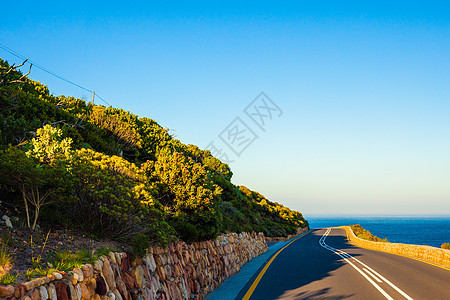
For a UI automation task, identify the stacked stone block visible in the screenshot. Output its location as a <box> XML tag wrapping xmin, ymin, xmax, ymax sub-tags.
<box><xmin>344</xmin><ymin>226</ymin><xmax>450</xmax><ymax>269</ymax></box>
<box><xmin>264</xmin><ymin>227</ymin><xmax>308</xmax><ymax>242</ymax></box>
<box><xmin>0</xmin><ymin>232</ymin><xmax>267</xmax><ymax>300</ymax></box>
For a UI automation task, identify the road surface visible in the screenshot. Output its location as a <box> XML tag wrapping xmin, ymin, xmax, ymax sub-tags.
<box><xmin>237</xmin><ymin>228</ymin><xmax>450</xmax><ymax>299</ymax></box>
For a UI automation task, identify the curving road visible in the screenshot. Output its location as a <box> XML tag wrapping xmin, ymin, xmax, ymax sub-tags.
<box><xmin>237</xmin><ymin>228</ymin><xmax>450</xmax><ymax>299</ymax></box>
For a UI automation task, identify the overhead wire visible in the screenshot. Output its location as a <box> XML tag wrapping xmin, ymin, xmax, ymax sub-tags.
<box><xmin>95</xmin><ymin>94</ymin><xmax>111</xmax><ymax>106</ymax></box>
<box><xmin>0</xmin><ymin>42</ymin><xmax>111</xmax><ymax>106</ymax></box>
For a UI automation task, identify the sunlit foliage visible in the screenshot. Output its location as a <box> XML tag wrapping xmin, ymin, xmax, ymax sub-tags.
<box><xmin>0</xmin><ymin>58</ymin><xmax>308</xmax><ymax>245</ymax></box>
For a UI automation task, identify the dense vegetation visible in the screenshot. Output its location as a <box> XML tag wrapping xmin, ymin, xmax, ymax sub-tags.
<box><xmin>442</xmin><ymin>243</ymin><xmax>450</xmax><ymax>250</ymax></box>
<box><xmin>350</xmin><ymin>224</ymin><xmax>388</xmax><ymax>242</ymax></box>
<box><xmin>0</xmin><ymin>58</ymin><xmax>308</xmax><ymax>247</ymax></box>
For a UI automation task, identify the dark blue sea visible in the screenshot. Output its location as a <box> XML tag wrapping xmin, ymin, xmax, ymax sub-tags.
<box><xmin>308</xmin><ymin>216</ymin><xmax>450</xmax><ymax>248</ymax></box>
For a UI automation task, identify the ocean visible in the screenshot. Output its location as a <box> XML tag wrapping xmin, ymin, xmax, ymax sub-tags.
<box><xmin>307</xmin><ymin>216</ymin><xmax>450</xmax><ymax>248</ymax></box>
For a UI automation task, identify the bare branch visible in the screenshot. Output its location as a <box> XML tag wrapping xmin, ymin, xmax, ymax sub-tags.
<box><xmin>0</xmin><ymin>58</ymin><xmax>31</xmax><ymax>86</ymax></box>
<box><xmin>14</xmin><ymin>58</ymin><xmax>29</xmax><ymax>69</ymax></box>
<box><xmin>1</xmin><ymin>63</ymin><xmax>15</xmax><ymax>78</ymax></box>
<box><xmin>55</xmin><ymin>100</ymin><xmax>66</xmax><ymax>107</ymax></box>
<box><xmin>8</xmin><ymin>63</ymin><xmax>32</xmax><ymax>85</ymax></box>
<box><xmin>50</xmin><ymin>119</ymin><xmax>85</xmax><ymax>129</ymax></box>
<box><xmin>51</xmin><ymin>120</ymin><xmax>67</xmax><ymax>125</ymax></box>
<box><xmin>22</xmin><ymin>62</ymin><xmax>32</xmax><ymax>77</ymax></box>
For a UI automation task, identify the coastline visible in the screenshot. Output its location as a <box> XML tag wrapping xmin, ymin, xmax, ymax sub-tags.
<box><xmin>308</xmin><ymin>215</ymin><xmax>450</xmax><ymax>248</ymax></box>
<box><xmin>342</xmin><ymin>225</ymin><xmax>450</xmax><ymax>270</ymax></box>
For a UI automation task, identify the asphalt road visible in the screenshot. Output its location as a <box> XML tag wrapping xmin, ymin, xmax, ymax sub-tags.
<box><xmin>237</xmin><ymin>228</ymin><xmax>450</xmax><ymax>300</ymax></box>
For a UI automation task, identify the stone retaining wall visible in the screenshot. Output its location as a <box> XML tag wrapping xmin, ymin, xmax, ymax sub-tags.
<box><xmin>0</xmin><ymin>232</ymin><xmax>267</xmax><ymax>300</ymax></box>
<box><xmin>343</xmin><ymin>226</ymin><xmax>450</xmax><ymax>269</ymax></box>
<box><xmin>265</xmin><ymin>227</ymin><xmax>308</xmax><ymax>242</ymax></box>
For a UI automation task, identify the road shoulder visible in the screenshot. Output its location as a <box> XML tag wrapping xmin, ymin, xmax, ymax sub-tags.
<box><xmin>206</xmin><ymin>239</ymin><xmax>292</xmax><ymax>299</ymax></box>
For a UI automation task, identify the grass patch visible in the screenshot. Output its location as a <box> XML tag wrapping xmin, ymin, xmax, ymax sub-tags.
<box><xmin>94</xmin><ymin>247</ymin><xmax>117</xmax><ymax>258</ymax></box>
<box><xmin>25</xmin><ymin>267</ymin><xmax>58</xmax><ymax>280</ymax></box>
<box><xmin>0</xmin><ymin>233</ymin><xmax>15</xmax><ymax>247</ymax></box>
<box><xmin>50</xmin><ymin>248</ymin><xmax>120</xmax><ymax>272</ymax></box>
<box><xmin>441</xmin><ymin>242</ymin><xmax>450</xmax><ymax>250</ymax></box>
<box><xmin>0</xmin><ymin>247</ymin><xmax>12</xmax><ymax>265</ymax></box>
<box><xmin>50</xmin><ymin>250</ymin><xmax>96</xmax><ymax>271</ymax></box>
<box><xmin>26</xmin><ymin>247</ymin><xmax>119</xmax><ymax>278</ymax></box>
<box><xmin>0</xmin><ymin>273</ymin><xmax>18</xmax><ymax>285</ymax></box>
<box><xmin>350</xmin><ymin>224</ymin><xmax>388</xmax><ymax>242</ymax></box>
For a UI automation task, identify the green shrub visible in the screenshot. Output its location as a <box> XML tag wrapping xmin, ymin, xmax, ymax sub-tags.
<box><xmin>170</xmin><ymin>209</ymin><xmax>222</xmax><ymax>244</ymax></box>
<box><xmin>131</xmin><ymin>234</ymin><xmax>150</xmax><ymax>257</ymax></box>
<box><xmin>441</xmin><ymin>242</ymin><xmax>450</xmax><ymax>250</ymax></box>
<box><xmin>67</xmin><ymin>148</ymin><xmax>169</xmax><ymax>241</ymax></box>
<box><xmin>219</xmin><ymin>201</ymin><xmax>246</xmax><ymax>233</ymax></box>
<box><xmin>0</xmin><ymin>58</ymin><xmax>308</xmax><ymax>246</ymax></box>
<box><xmin>350</xmin><ymin>224</ymin><xmax>388</xmax><ymax>242</ymax></box>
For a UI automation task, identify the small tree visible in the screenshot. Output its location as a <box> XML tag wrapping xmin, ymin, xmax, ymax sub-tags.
<box><xmin>0</xmin><ymin>147</ymin><xmax>67</xmax><ymax>229</ymax></box>
<box><xmin>143</xmin><ymin>150</ymin><xmax>223</xmax><ymax>242</ymax></box>
<box><xmin>26</xmin><ymin>124</ymin><xmax>72</xmax><ymax>164</ymax></box>
<box><xmin>24</xmin><ymin>125</ymin><xmax>72</xmax><ymax>229</ymax></box>
<box><xmin>0</xmin><ymin>125</ymin><xmax>72</xmax><ymax>229</ymax></box>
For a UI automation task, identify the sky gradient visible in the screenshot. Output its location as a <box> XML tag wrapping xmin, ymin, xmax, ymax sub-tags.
<box><xmin>2</xmin><ymin>1</ymin><xmax>449</xmax><ymax>216</ymax></box>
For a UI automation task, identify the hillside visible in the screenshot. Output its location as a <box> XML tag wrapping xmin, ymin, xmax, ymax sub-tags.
<box><xmin>0</xmin><ymin>58</ymin><xmax>308</xmax><ymax>248</ymax></box>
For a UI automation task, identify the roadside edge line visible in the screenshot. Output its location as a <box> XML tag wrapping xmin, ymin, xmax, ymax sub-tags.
<box><xmin>320</xmin><ymin>228</ymin><xmax>395</xmax><ymax>300</ymax></box>
<box><xmin>241</xmin><ymin>229</ymin><xmax>312</xmax><ymax>300</ymax></box>
<box><xmin>354</xmin><ymin>257</ymin><xmax>414</xmax><ymax>300</ymax></box>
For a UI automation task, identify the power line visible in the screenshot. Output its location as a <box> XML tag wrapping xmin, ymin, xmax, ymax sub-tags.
<box><xmin>0</xmin><ymin>42</ymin><xmax>111</xmax><ymax>106</ymax></box>
<box><xmin>95</xmin><ymin>93</ymin><xmax>111</xmax><ymax>106</ymax></box>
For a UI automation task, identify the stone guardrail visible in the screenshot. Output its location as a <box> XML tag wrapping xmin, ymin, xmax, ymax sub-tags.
<box><xmin>0</xmin><ymin>232</ymin><xmax>268</xmax><ymax>300</ymax></box>
<box><xmin>264</xmin><ymin>227</ymin><xmax>309</xmax><ymax>242</ymax></box>
<box><xmin>342</xmin><ymin>226</ymin><xmax>450</xmax><ymax>269</ymax></box>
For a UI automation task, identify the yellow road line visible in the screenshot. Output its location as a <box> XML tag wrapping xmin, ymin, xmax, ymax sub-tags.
<box><xmin>242</xmin><ymin>229</ymin><xmax>312</xmax><ymax>300</ymax></box>
<box><xmin>341</xmin><ymin>226</ymin><xmax>450</xmax><ymax>272</ymax></box>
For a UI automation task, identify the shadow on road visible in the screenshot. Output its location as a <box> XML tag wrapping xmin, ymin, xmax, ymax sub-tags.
<box><xmin>237</xmin><ymin>229</ymin><xmax>362</xmax><ymax>300</ymax></box>
<box><xmin>278</xmin><ymin>287</ymin><xmax>354</xmax><ymax>299</ymax></box>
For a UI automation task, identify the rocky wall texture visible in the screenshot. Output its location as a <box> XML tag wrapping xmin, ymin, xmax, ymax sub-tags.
<box><xmin>264</xmin><ymin>227</ymin><xmax>308</xmax><ymax>242</ymax></box>
<box><xmin>0</xmin><ymin>232</ymin><xmax>267</xmax><ymax>300</ymax></box>
<box><xmin>343</xmin><ymin>226</ymin><xmax>450</xmax><ymax>268</ymax></box>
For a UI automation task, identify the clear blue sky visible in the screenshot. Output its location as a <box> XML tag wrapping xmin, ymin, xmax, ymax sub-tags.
<box><xmin>2</xmin><ymin>1</ymin><xmax>449</xmax><ymax>216</ymax></box>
